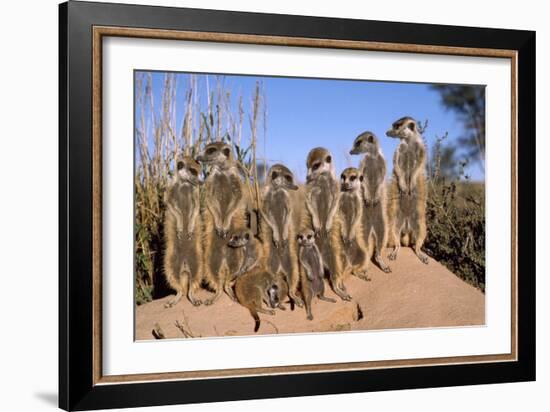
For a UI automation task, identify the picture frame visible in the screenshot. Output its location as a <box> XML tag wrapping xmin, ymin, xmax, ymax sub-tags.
<box><xmin>59</xmin><ymin>1</ymin><xmax>535</xmax><ymax>410</ymax></box>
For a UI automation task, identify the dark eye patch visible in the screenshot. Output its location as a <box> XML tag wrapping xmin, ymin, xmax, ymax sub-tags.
<box><xmin>285</xmin><ymin>174</ymin><xmax>293</xmax><ymax>182</ymax></box>
<box><xmin>307</xmin><ymin>234</ymin><xmax>312</xmax><ymax>239</ymax></box>
<box><xmin>312</xmin><ymin>162</ymin><xmax>320</xmax><ymax>171</ymax></box>
<box><xmin>326</xmin><ymin>156</ymin><xmax>332</xmax><ymax>164</ymax></box>
<box><xmin>350</xmin><ymin>175</ymin><xmax>356</xmax><ymax>181</ymax></box>
<box><xmin>407</xmin><ymin>122</ymin><xmax>415</xmax><ymax>131</ymax></box>
<box><xmin>340</xmin><ymin>174</ymin><xmax>346</xmax><ymax>181</ymax></box>
<box><xmin>189</xmin><ymin>168</ymin><xmax>198</xmax><ymax>176</ymax></box>
<box><xmin>359</xmin><ymin>175</ymin><xmax>364</xmax><ymax>182</ymax></box>
<box><xmin>177</xmin><ymin>161</ymin><xmax>184</xmax><ymax>170</ymax></box>
<box><xmin>206</xmin><ymin>147</ymin><xmax>216</xmax><ymax>155</ymax></box>
<box><xmin>367</xmin><ymin>135</ymin><xmax>374</xmax><ymax>143</ymax></box>
<box><xmin>222</xmin><ymin>148</ymin><xmax>231</xmax><ymax>157</ymax></box>
<box><xmin>355</xmin><ymin>139</ymin><xmax>361</xmax><ymax>147</ymax></box>
<box><xmin>271</xmin><ymin>171</ymin><xmax>279</xmax><ymax>180</ymax></box>
<box><xmin>244</xmin><ymin>232</ymin><xmax>250</xmax><ymax>240</ymax></box>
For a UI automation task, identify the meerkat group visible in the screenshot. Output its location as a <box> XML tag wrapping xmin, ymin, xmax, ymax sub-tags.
<box><xmin>162</xmin><ymin>116</ymin><xmax>429</xmax><ymax>332</ymax></box>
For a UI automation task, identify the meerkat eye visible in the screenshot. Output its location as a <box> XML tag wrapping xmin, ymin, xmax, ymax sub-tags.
<box><xmin>285</xmin><ymin>175</ymin><xmax>293</xmax><ymax>182</ymax></box>
<box><xmin>408</xmin><ymin>122</ymin><xmax>415</xmax><ymax>131</ymax></box>
<box><xmin>340</xmin><ymin>174</ymin><xmax>345</xmax><ymax>181</ymax></box>
<box><xmin>355</xmin><ymin>140</ymin><xmax>361</xmax><ymax>147</ymax></box>
<box><xmin>325</xmin><ymin>156</ymin><xmax>332</xmax><ymax>164</ymax></box>
<box><xmin>312</xmin><ymin>162</ymin><xmax>321</xmax><ymax>171</ymax></box>
<box><xmin>307</xmin><ymin>234</ymin><xmax>312</xmax><ymax>240</ymax></box>
<box><xmin>176</xmin><ymin>161</ymin><xmax>184</xmax><ymax>170</ymax></box>
<box><xmin>206</xmin><ymin>147</ymin><xmax>216</xmax><ymax>155</ymax></box>
<box><xmin>244</xmin><ymin>232</ymin><xmax>250</xmax><ymax>240</ymax></box>
<box><xmin>359</xmin><ymin>175</ymin><xmax>364</xmax><ymax>182</ymax></box>
<box><xmin>350</xmin><ymin>175</ymin><xmax>356</xmax><ymax>181</ymax></box>
<box><xmin>367</xmin><ymin>135</ymin><xmax>374</xmax><ymax>143</ymax></box>
<box><xmin>222</xmin><ymin>148</ymin><xmax>231</xmax><ymax>157</ymax></box>
<box><xmin>271</xmin><ymin>171</ymin><xmax>279</xmax><ymax>180</ymax></box>
<box><xmin>189</xmin><ymin>168</ymin><xmax>198</xmax><ymax>176</ymax></box>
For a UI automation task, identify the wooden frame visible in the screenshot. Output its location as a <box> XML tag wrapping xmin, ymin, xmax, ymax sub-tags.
<box><xmin>60</xmin><ymin>1</ymin><xmax>535</xmax><ymax>410</ymax></box>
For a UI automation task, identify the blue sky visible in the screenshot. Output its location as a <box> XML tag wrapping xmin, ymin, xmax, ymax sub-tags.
<box><xmin>136</xmin><ymin>71</ymin><xmax>484</xmax><ymax>182</ymax></box>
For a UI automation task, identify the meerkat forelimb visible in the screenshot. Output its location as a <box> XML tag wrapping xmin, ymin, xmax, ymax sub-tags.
<box><xmin>297</xmin><ymin>230</ymin><xmax>336</xmax><ymax>320</ymax></box>
<box><xmin>386</xmin><ymin>117</ymin><xmax>429</xmax><ymax>264</ymax></box>
<box><xmin>234</xmin><ymin>270</ymin><xmax>288</xmax><ymax>332</ymax></box>
<box><xmin>261</xmin><ymin>164</ymin><xmax>304</xmax><ymax>308</ymax></box>
<box><xmin>350</xmin><ymin>132</ymin><xmax>392</xmax><ymax>273</ymax></box>
<box><xmin>163</xmin><ymin>156</ymin><xmax>203</xmax><ymax>307</ymax></box>
<box><xmin>197</xmin><ymin>142</ymin><xmax>248</xmax><ymax>305</ymax></box>
<box><xmin>338</xmin><ymin>167</ymin><xmax>370</xmax><ymax>281</ymax></box>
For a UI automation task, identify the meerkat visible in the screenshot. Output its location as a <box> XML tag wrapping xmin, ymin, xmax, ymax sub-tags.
<box><xmin>297</xmin><ymin>230</ymin><xmax>336</xmax><ymax>320</ymax></box>
<box><xmin>350</xmin><ymin>131</ymin><xmax>392</xmax><ymax>273</ymax></box>
<box><xmin>197</xmin><ymin>142</ymin><xmax>247</xmax><ymax>305</ymax></box>
<box><xmin>234</xmin><ymin>269</ymin><xmax>288</xmax><ymax>332</ymax></box>
<box><xmin>303</xmin><ymin>147</ymin><xmax>350</xmax><ymax>301</ymax></box>
<box><xmin>225</xmin><ymin>229</ymin><xmax>263</xmax><ymax>301</ymax></box>
<box><xmin>163</xmin><ymin>156</ymin><xmax>203</xmax><ymax>307</ymax></box>
<box><xmin>338</xmin><ymin>167</ymin><xmax>370</xmax><ymax>281</ymax></box>
<box><xmin>261</xmin><ymin>164</ymin><xmax>303</xmax><ymax>307</ymax></box>
<box><xmin>385</xmin><ymin>116</ymin><xmax>429</xmax><ymax>264</ymax></box>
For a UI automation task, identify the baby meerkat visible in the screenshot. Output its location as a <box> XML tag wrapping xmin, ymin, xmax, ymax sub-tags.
<box><xmin>234</xmin><ymin>270</ymin><xmax>288</xmax><ymax>333</ymax></box>
<box><xmin>350</xmin><ymin>131</ymin><xmax>392</xmax><ymax>273</ymax></box>
<box><xmin>225</xmin><ymin>229</ymin><xmax>263</xmax><ymax>301</ymax></box>
<box><xmin>261</xmin><ymin>164</ymin><xmax>303</xmax><ymax>307</ymax></box>
<box><xmin>163</xmin><ymin>156</ymin><xmax>202</xmax><ymax>307</ymax></box>
<box><xmin>297</xmin><ymin>230</ymin><xmax>336</xmax><ymax>320</ymax></box>
<box><xmin>303</xmin><ymin>147</ymin><xmax>350</xmax><ymax>301</ymax></box>
<box><xmin>338</xmin><ymin>167</ymin><xmax>370</xmax><ymax>281</ymax></box>
<box><xmin>197</xmin><ymin>142</ymin><xmax>248</xmax><ymax>305</ymax></box>
<box><xmin>386</xmin><ymin>117</ymin><xmax>429</xmax><ymax>264</ymax></box>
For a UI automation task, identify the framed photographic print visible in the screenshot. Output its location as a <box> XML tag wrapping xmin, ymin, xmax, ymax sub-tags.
<box><xmin>59</xmin><ymin>1</ymin><xmax>535</xmax><ymax>410</ymax></box>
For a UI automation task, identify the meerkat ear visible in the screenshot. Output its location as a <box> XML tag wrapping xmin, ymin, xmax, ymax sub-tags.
<box><xmin>326</xmin><ymin>155</ymin><xmax>332</xmax><ymax>164</ymax></box>
<box><xmin>408</xmin><ymin>122</ymin><xmax>416</xmax><ymax>131</ymax></box>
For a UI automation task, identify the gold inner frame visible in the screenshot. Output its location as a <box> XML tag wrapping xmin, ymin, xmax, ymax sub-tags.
<box><xmin>92</xmin><ymin>26</ymin><xmax>518</xmax><ymax>385</ymax></box>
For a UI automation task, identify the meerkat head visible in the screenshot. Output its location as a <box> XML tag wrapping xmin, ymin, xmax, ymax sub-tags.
<box><xmin>297</xmin><ymin>229</ymin><xmax>316</xmax><ymax>247</ymax></box>
<box><xmin>267</xmin><ymin>164</ymin><xmax>299</xmax><ymax>191</ymax></box>
<box><xmin>175</xmin><ymin>156</ymin><xmax>201</xmax><ymax>186</ymax></box>
<box><xmin>349</xmin><ymin>131</ymin><xmax>380</xmax><ymax>156</ymax></box>
<box><xmin>340</xmin><ymin>167</ymin><xmax>363</xmax><ymax>192</ymax></box>
<box><xmin>386</xmin><ymin>116</ymin><xmax>419</xmax><ymax>140</ymax></box>
<box><xmin>227</xmin><ymin>230</ymin><xmax>252</xmax><ymax>248</ymax></box>
<box><xmin>196</xmin><ymin>142</ymin><xmax>233</xmax><ymax>167</ymax></box>
<box><xmin>306</xmin><ymin>147</ymin><xmax>334</xmax><ymax>182</ymax></box>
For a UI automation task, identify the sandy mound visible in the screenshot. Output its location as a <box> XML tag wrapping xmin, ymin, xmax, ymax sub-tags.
<box><xmin>136</xmin><ymin>248</ymin><xmax>484</xmax><ymax>340</ymax></box>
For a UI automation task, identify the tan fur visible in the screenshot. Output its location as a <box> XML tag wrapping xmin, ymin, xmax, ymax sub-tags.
<box><xmin>163</xmin><ymin>210</ymin><xmax>203</xmax><ymax>306</ymax></box>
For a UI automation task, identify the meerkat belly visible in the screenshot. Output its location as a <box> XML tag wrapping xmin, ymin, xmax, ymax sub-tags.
<box><xmin>171</xmin><ymin>185</ymin><xmax>195</xmax><ymax>216</ymax></box>
<box><xmin>211</xmin><ymin>173</ymin><xmax>234</xmax><ymax>218</ymax></box>
<box><xmin>267</xmin><ymin>190</ymin><xmax>288</xmax><ymax>234</ymax></box>
<box><xmin>363</xmin><ymin>162</ymin><xmax>383</xmax><ymax>200</ymax></box>
<box><xmin>312</xmin><ymin>176</ymin><xmax>334</xmax><ymax>226</ymax></box>
<box><xmin>340</xmin><ymin>195</ymin><xmax>356</xmax><ymax>231</ymax></box>
<box><xmin>399</xmin><ymin>147</ymin><xmax>416</xmax><ymax>186</ymax></box>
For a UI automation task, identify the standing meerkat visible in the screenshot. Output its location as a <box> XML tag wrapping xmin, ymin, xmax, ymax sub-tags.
<box><xmin>297</xmin><ymin>230</ymin><xmax>336</xmax><ymax>320</ymax></box>
<box><xmin>261</xmin><ymin>164</ymin><xmax>303</xmax><ymax>307</ymax></box>
<box><xmin>225</xmin><ymin>229</ymin><xmax>263</xmax><ymax>301</ymax></box>
<box><xmin>338</xmin><ymin>167</ymin><xmax>370</xmax><ymax>281</ymax></box>
<box><xmin>197</xmin><ymin>142</ymin><xmax>247</xmax><ymax>305</ymax></box>
<box><xmin>234</xmin><ymin>269</ymin><xmax>288</xmax><ymax>332</ymax></box>
<box><xmin>303</xmin><ymin>147</ymin><xmax>350</xmax><ymax>301</ymax></box>
<box><xmin>163</xmin><ymin>156</ymin><xmax>202</xmax><ymax>307</ymax></box>
<box><xmin>385</xmin><ymin>116</ymin><xmax>429</xmax><ymax>264</ymax></box>
<box><xmin>350</xmin><ymin>131</ymin><xmax>392</xmax><ymax>273</ymax></box>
